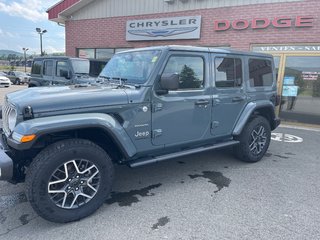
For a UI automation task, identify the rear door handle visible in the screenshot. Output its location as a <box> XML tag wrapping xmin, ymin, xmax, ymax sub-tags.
<box><xmin>232</xmin><ymin>96</ymin><xmax>246</xmax><ymax>102</ymax></box>
<box><xmin>195</xmin><ymin>100</ymin><xmax>210</xmax><ymax>106</ymax></box>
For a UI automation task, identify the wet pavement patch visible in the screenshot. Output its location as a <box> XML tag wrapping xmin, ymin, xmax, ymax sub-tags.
<box><xmin>0</xmin><ymin>192</ymin><xmax>27</xmax><ymax>210</ymax></box>
<box><xmin>265</xmin><ymin>153</ymin><xmax>272</xmax><ymax>157</ymax></box>
<box><xmin>19</xmin><ymin>214</ymin><xmax>29</xmax><ymax>225</ymax></box>
<box><xmin>0</xmin><ymin>211</ymin><xmax>6</xmax><ymax>224</ymax></box>
<box><xmin>105</xmin><ymin>183</ymin><xmax>162</xmax><ymax>207</ymax></box>
<box><xmin>274</xmin><ymin>154</ymin><xmax>289</xmax><ymax>159</ymax></box>
<box><xmin>285</xmin><ymin>152</ymin><xmax>296</xmax><ymax>156</ymax></box>
<box><xmin>152</xmin><ymin>216</ymin><xmax>170</xmax><ymax>230</ymax></box>
<box><xmin>189</xmin><ymin>171</ymin><xmax>231</xmax><ymax>193</ymax></box>
<box><xmin>177</xmin><ymin>161</ymin><xmax>185</xmax><ymax>164</ymax></box>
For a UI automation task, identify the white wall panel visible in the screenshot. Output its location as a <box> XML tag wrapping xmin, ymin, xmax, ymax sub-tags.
<box><xmin>70</xmin><ymin>0</ymin><xmax>303</xmax><ymax>20</ymax></box>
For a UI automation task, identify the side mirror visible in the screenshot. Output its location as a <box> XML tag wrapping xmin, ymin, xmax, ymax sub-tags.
<box><xmin>160</xmin><ymin>73</ymin><xmax>179</xmax><ymax>91</ymax></box>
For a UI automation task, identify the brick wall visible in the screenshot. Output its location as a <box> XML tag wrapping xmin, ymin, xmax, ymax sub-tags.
<box><xmin>65</xmin><ymin>0</ymin><xmax>320</xmax><ymax>56</ymax></box>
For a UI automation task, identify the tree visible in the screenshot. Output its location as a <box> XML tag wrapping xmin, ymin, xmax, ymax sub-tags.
<box><xmin>179</xmin><ymin>64</ymin><xmax>201</xmax><ymax>89</ymax></box>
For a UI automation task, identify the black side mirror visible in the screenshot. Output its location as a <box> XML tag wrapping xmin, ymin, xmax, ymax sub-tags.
<box><xmin>160</xmin><ymin>73</ymin><xmax>179</xmax><ymax>90</ymax></box>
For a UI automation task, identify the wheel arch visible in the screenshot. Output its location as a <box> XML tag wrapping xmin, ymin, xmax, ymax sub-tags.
<box><xmin>8</xmin><ymin>113</ymin><xmax>137</xmax><ymax>163</ymax></box>
<box><xmin>233</xmin><ymin>101</ymin><xmax>277</xmax><ymax>136</ymax></box>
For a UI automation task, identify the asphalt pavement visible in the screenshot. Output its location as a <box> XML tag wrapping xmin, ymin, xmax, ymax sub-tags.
<box><xmin>0</xmin><ymin>126</ymin><xmax>320</xmax><ymax>240</ymax></box>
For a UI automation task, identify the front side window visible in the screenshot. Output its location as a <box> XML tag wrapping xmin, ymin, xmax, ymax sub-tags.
<box><xmin>99</xmin><ymin>50</ymin><xmax>161</xmax><ymax>84</ymax></box>
<box><xmin>249</xmin><ymin>59</ymin><xmax>273</xmax><ymax>87</ymax></box>
<box><xmin>56</xmin><ymin>61</ymin><xmax>69</xmax><ymax>78</ymax></box>
<box><xmin>43</xmin><ymin>60</ymin><xmax>53</xmax><ymax>76</ymax></box>
<box><xmin>215</xmin><ymin>57</ymin><xmax>242</xmax><ymax>88</ymax></box>
<box><xmin>31</xmin><ymin>60</ymin><xmax>42</xmax><ymax>75</ymax></box>
<box><xmin>162</xmin><ymin>56</ymin><xmax>204</xmax><ymax>90</ymax></box>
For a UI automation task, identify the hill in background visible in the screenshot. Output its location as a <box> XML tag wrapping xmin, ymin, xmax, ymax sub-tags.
<box><xmin>0</xmin><ymin>50</ymin><xmax>23</xmax><ymax>57</ymax></box>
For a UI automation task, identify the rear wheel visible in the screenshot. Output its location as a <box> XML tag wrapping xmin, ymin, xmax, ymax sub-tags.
<box><xmin>26</xmin><ymin>139</ymin><xmax>114</xmax><ymax>223</ymax></box>
<box><xmin>234</xmin><ymin>116</ymin><xmax>271</xmax><ymax>162</ymax></box>
<box><xmin>15</xmin><ymin>78</ymin><xmax>20</xmax><ymax>85</ymax></box>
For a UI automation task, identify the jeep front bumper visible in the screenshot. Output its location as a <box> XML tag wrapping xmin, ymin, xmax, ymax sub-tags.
<box><xmin>0</xmin><ymin>134</ymin><xmax>13</xmax><ymax>181</ymax></box>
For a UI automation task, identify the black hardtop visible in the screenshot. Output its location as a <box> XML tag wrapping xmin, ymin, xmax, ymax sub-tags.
<box><xmin>118</xmin><ymin>45</ymin><xmax>273</xmax><ymax>58</ymax></box>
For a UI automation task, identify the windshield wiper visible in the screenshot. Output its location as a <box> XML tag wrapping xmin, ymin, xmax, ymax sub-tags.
<box><xmin>98</xmin><ymin>76</ymin><xmax>138</xmax><ymax>89</ymax></box>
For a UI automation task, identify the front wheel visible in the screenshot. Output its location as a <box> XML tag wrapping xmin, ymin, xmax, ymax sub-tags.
<box><xmin>26</xmin><ymin>139</ymin><xmax>114</xmax><ymax>223</ymax></box>
<box><xmin>234</xmin><ymin>116</ymin><xmax>271</xmax><ymax>163</ymax></box>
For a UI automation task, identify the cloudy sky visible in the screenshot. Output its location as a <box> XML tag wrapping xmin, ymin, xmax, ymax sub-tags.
<box><xmin>0</xmin><ymin>0</ymin><xmax>65</xmax><ymax>54</ymax></box>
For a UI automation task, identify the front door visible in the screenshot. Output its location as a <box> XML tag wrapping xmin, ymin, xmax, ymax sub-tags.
<box><xmin>152</xmin><ymin>52</ymin><xmax>212</xmax><ymax>146</ymax></box>
<box><xmin>211</xmin><ymin>54</ymin><xmax>247</xmax><ymax>137</ymax></box>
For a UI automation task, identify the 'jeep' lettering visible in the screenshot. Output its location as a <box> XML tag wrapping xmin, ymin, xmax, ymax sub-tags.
<box><xmin>214</xmin><ymin>16</ymin><xmax>313</xmax><ymax>31</ymax></box>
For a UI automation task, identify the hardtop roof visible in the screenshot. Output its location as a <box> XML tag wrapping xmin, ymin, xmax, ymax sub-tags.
<box><xmin>118</xmin><ymin>45</ymin><xmax>272</xmax><ymax>58</ymax></box>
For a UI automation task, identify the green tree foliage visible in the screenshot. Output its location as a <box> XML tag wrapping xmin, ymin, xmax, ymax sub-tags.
<box><xmin>179</xmin><ymin>64</ymin><xmax>201</xmax><ymax>89</ymax></box>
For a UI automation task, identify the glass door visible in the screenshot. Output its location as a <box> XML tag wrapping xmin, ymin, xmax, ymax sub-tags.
<box><xmin>279</xmin><ymin>56</ymin><xmax>320</xmax><ymax>125</ymax></box>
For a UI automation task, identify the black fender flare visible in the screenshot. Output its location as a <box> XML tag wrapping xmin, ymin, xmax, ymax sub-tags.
<box><xmin>7</xmin><ymin>113</ymin><xmax>137</xmax><ymax>158</ymax></box>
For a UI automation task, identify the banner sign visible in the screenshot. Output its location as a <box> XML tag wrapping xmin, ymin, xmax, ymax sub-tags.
<box><xmin>126</xmin><ymin>16</ymin><xmax>201</xmax><ymax>41</ymax></box>
<box><xmin>252</xmin><ymin>45</ymin><xmax>320</xmax><ymax>52</ymax></box>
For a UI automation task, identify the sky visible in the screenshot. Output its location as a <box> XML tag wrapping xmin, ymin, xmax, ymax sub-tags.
<box><xmin>0</xmin><ymin>0</ymin><xmax>65</xmax><ymax>55</ymax></box>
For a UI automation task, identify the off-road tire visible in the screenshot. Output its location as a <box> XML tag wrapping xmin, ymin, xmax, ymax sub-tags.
<box><xmin>234</xmin><ymin>116</ymin><xmax>271</xmax><ymax>163</ymax></box>
<box><xmin>26</xmin><ymin>139</ymin><xmax>114</xmax><ymax>223</ymax></box>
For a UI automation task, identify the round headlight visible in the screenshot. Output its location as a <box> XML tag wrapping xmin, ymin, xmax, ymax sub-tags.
<box><xmin>8</xmin><ymin>108</ymin><xmax>17</xmax><ymax>131</ymax></box>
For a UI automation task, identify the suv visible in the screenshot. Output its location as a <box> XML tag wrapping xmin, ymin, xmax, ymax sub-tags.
<box><xmin>6</xmin><ymin>71</ymin><xmax>30</xmax><ymax>85</ymax></box>
<box><xmin>0</xmin><ymin>46</ymin><xmax>280</xmax><ymax>223</ymax></box>
<box><xmin>29</xmin><ymin>56</ymin><xmax>98</xmax><ymax>87</ymax></box>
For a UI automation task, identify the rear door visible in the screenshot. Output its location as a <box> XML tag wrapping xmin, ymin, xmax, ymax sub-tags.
<box><xmin>211</xmin><ymin>54</ymin><xmax>248</xmax><ymax>137</ymax></box>
<box><xmin>41</xmin><ymin>60</ymin><xmax>54</xmax><ymax>85</ymax></box>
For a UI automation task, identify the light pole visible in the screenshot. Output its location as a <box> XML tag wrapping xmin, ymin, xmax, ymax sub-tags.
<box><xmin>36</xmin><ymin>28</ymin><xmax>47</xmax><ymax>56</ymax></box>
<box><xmin>22</xmin><ymin>47</ymin><xmax>29</xmax><ymax>72</ymax></box>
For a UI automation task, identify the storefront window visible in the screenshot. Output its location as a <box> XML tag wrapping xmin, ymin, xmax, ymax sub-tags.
<box><xmin>78</xmin><ymin>49</ymin><xmax>95</xmax><ymax>58</ymax></box>
<box><xmin>96</xmin><ymin>49</ymin><xmax>114</xmax><ymax>59</ymax></box>
<box><xmin>279</xmin><ymin>56</ymin><xmax>320</xmax><ymax>125</ymax></box>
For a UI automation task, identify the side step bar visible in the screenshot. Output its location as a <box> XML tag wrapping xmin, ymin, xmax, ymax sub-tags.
<box><xmin>129</xmin><ymin>140</ymin><xmax>239</xmax><ymax>168</ymax></box>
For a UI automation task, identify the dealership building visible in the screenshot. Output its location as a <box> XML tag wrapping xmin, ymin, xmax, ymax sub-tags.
<box><xmin>48</xmin><ymin>0</ymin><xmax>320</xmax><ymax>126</ymax></box>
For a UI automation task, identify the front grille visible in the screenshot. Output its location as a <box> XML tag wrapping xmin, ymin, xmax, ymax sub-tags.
<box><xmin>2</xmin><ymin>100</ymin><xmax>15</xmax><ymax>136</ymax></box>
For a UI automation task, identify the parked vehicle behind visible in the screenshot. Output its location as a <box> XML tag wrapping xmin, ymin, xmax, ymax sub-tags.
<box><xmin>6</xmin><ymin>71</ymin><xmax>29</xmax><ymax>85</ymax></box>
<box><xmin>28</xmin><ymin>57</ymin><xmax>102</xmax><ymax>87</ymax></box>
<box><xmin>0</xmin><ymin>46</ymin><xmax>280</xmax><ymax>223</ymax></box>
<box><xmin>0</xmin><ymin>72</ymin><xmax>11</xmax><ymax>87</ymax></box>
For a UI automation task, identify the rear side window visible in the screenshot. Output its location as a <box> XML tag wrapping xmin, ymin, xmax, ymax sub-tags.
<box><xmin>249</xmin><ymin>59</ymin><xmax>273</xmax><ymax>87</ymax></box>
<box><xmin>31</xmin><ymin>60</ymin><xmax>42</xmax><ymax>75</ymax></box>
<box><xmin>56</xmin><ymin>61</ymin><xmax>69</xmax><ymax>78</ymax></box>
<box><xmin>215</xmin><ymin>57</ymin><xmax>242</xmax><ymax>88</ymax></box>
<box><xmin>43</xmin><ymin>60</ymin><xmax>53</xmax><ymax>76</ymax></box>
<box><xmin>162</xmin><ymin>55</ymin><xmax>204</xmax><ymax>90</ymax></box>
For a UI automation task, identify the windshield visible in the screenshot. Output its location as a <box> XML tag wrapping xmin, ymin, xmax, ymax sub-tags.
<box><xmin>99</xmin><ymin>50</ymin><xmax>161</xmax><ymax>84</ymax></box>
<box><xmin>15</xmin><ymin>72</ymin><xmax>27</xmax><ymax>77</ymax></box>
<box><xmin>71</xmin><ymin>59</ymin><xmax>90</xmax><ymax>74</ymax></box>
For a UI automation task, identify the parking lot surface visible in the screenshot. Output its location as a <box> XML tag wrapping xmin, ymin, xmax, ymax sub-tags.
<box><xmin>0</xmin><ymin>86</ymin><xmax>320</xmax><ymax>240</ymax></box>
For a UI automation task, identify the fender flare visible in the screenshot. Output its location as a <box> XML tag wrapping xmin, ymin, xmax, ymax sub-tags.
<box><xmin>7</xmin><ymin>113</ymin><xmax>137</xmax><ymax>158</ymax></box>
<box><xmin>233</xmin><ymin>101</ymin><xmax>276</xmax><ymax>136</ymax></box>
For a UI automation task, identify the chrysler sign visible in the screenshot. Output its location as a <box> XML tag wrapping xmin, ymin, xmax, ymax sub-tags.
<box><xmin>126</xmin><ymin>16</ymin><xmax>201</xmax><ymax>41</ymax></box>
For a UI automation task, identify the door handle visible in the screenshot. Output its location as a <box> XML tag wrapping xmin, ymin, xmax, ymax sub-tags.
<box><xmin>232</xmin><ymin>96</ymin><xmax>246</xmax><ymax>102</ymax></box>
<box><xmin>195</xmin><ymin>100</ymin><xmax>210</xmax><ymax>106</ymax></box>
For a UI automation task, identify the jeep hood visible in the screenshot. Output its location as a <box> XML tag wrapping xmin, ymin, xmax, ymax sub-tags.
<box><xmin>6</xmin><ymin>85</ymin><xmax>129</xmax><ymax>114</ymax></box>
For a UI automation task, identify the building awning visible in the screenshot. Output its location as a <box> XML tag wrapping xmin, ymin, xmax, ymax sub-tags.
<box><xmin>47</xmin><ymin>0</ymin><xmax>94</xmax><ymax>24</ymax></box>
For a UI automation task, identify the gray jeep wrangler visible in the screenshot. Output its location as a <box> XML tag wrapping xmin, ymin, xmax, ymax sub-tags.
<box><xmin>0</xmin><ymin>46</ymin><xmax>280</xmax><ymax>223</ymax></box>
